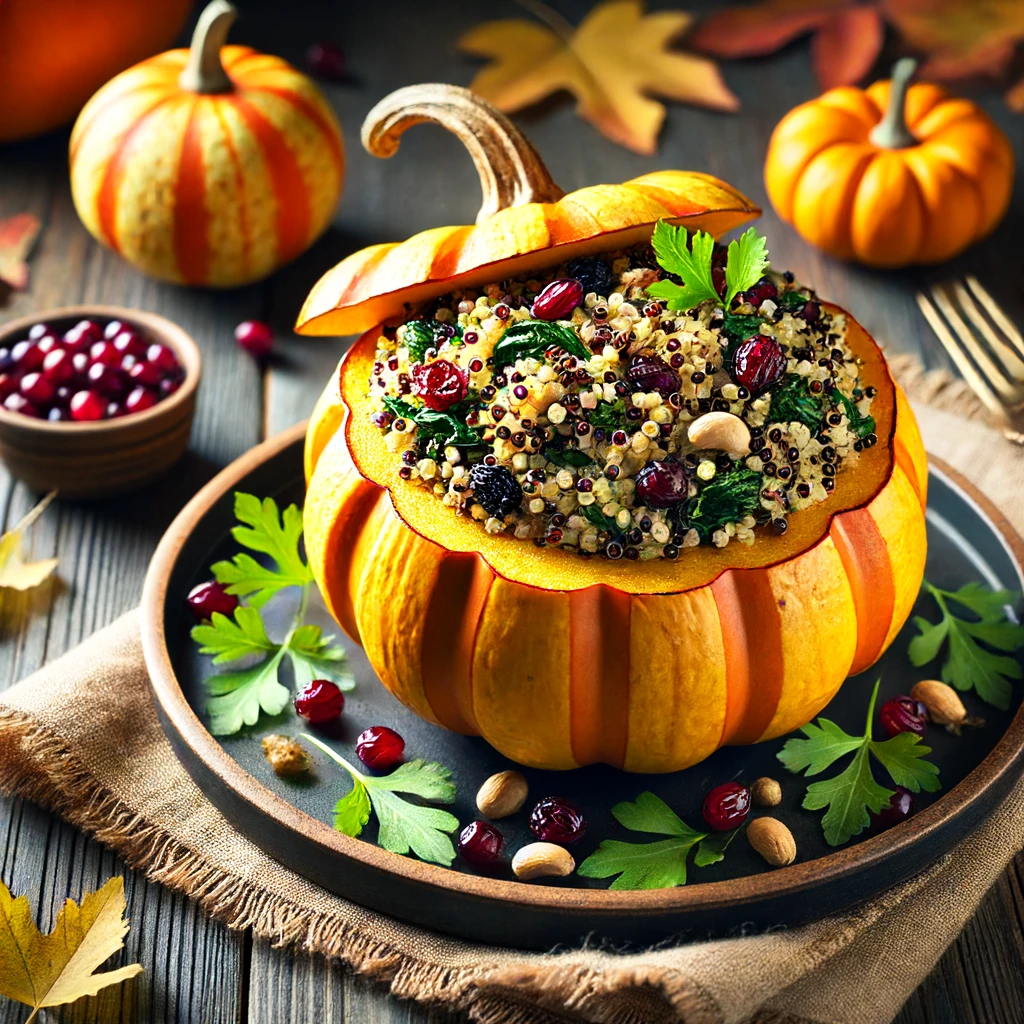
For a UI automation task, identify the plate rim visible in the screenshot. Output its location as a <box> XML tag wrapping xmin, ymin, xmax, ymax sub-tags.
<box><xmin>140</xmin><ymin>421</ymin><xmax>1024</xmax><ymax>921</ymax></box>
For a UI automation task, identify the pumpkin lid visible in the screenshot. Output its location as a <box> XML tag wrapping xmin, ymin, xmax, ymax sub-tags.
<box><xmin>295</xmin><ymin>83</ymin><xmax>759</xmax><ymax>337</ymax></box>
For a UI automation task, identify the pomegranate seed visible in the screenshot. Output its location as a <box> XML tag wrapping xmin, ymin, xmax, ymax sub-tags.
<box><xmin>28</xmin><ymin>323</ymin><xmax>51</xmax><ymax>340</ymax></box>
<box><xmin>531</xmin><ymin>279</ymin><xmax>585</xmax><ymax>321</ymax></box>
<box><xmin>234</xmin><ymin>320</ymin><xmax>274</xmax><ymax>359</ymax></box>
<box><xmin>186</xmin><ymin>580</ymin><xmax>239</xmax><ymax>620</ymax></box>
<box><xmin>125</xmin><ymin>386</ymin><xmax>157</xmax><ymax>414</ymax></box>
<box><xmin>146</xmin><ymin>343</ymin><xmax>179</xmax><ymax>373</ymax></box>
<box><xmin>87</xmin><ymin>362</ymin><xmax>127</xmax><ymax>398</ymax></box>
<box><xmin>20</xmin><ymin>372</ymin><xmax>54</xmax><ymax>405</ymax></box>
<box><xmin>411</xmin><ymin>359</ymin><xmax>469</xmax><ymax>411</ymax></box>
<box><xmin>294</xmin><ymin>679</ymin><xmax>345</xmax><ymax>724</ymax></box>
<box><xmin>129</xmin><ymin>361</ymin><xmax>162</xmax><ymax>387</ymax></box>
<box><xmin>635</xmin><ymin>458</ymin><xmax>690</xmax><ymax>508</ymax></box>
<box><xmin>112</xmin><ymin>329</ymin><xmax>147</xmax><ymax>358</ymax></box>
<box><xmin>89</xmin><ymin>340</ymin><xmax>121</xmax><ymax>366</ymax></box>
<box><xmin>625</xmin><ymin>354</ymin><xmax>680</xmax><ymax>396</ymax></box>
<box><xmin>3</xmin><ymin>393</ymin><xmax>39</xmax><ymax>417</ymax></box>
<box><xmin>11</xmin><ymin>340</ymin><xmax>43</xmax><ymax>372</ymax></box>
<box><xmin>732</xmin><ymin>335</ymin><xmax>786</xmax><ymax>394</ymax></box>
<box><xmin>869</xmin><ymin>786</ymin><xmax>914</xmax><ymax>833</ymax></box>
<box><xmin>702</xmin><ymin>782</ymin><xmax>751</xmax><ymax>831</ymax></box>
<box><xmin>355</xmin><ymin>726</ymin><xmax>405</xmax><ymax>771</ymax></box>
<box><xmin>69</xmin><ymin>389</ymin><xmax>105</xmax><ymax>421</ymax></box>
<box><xmin>42</xmin><ymin>348</ymin><xmax>73</xmax><ymax>383</ymax></box>
<box><xmin>458</xmin><ymin>820</ymin><xmax>505</xmax><ymax>869</ymax></box>
<box><xmin>880</xmin><ymin>696</ymin><xmax>929</xmax><ymax>738</ymax></box>
<box><xmin>306</xmin><ymin>41</ymin><xmax>346</xmax><ymax>80</ymax></box>
<box><xmin>529</xmin><ymin>796</ymin><xmax>586</xmax><ymax>844</ymax></box>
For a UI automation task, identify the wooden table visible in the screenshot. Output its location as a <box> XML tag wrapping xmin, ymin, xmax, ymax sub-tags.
<box><xmin>2</xmin><ymin>2</ymin><xmax>1023</xmax><ymax>1021</ymax></box>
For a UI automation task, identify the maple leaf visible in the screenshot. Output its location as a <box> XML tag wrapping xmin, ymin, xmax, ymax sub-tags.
<box><xmin>0</xmin><ymin>492</ymin><xmax>58</xmax><ymax>591</ymax></box>
<box><xmin>0</xmin><ymin>213</ymin><xmax>41</xmax><ymax>293</ymax></box>
<box><xmin>689</xmin><ymin>0</ymin><xmax>886</xmax><ymax>90</ymax></box>
<box><xmin>458</xmin><ymin>0</ymin><xmax>738</xmax><ymax>156</ymax></box>
<box><xmin>0</xmin><ymin>876</ymin><xmax>143</xmax><ymax>1022</ymax></box>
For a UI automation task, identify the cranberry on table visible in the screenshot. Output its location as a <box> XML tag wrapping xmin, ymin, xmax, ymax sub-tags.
<box><xmin>69</xmin><ymin>390</ymin><xmax>106</xmax><ymax>422</ymax></box>
<box><xmin>294</xmin><ymin>679</ymin><xmax>345</xmax><ymax>724</ymax></box>
<box><xmin>529</xmin><ymin>796</ymin><xmax>586</xmax><ymax>845</ymax></box>
<box><xmin>458</xmin><ymin>820</ymin><xmax>505</xmax><ymax>869</ymax></box>
<box><xmin>355</xmin><ymin>726</ymin><xmax>405</xmax><ymax>771</ymax></box>
<box><xmin>880</xmin><ymin>695</ymin><xmax>929</xmax><ymax>738</ymax></box>
<box><xmin>306</xmin><ymin>41</ymin><xmax>346</xmax><ymax>80</ymax></box>
<box><xmin>186</xmin><ymin>580</ymin><xmax>238</xmax><ymax>620</ymax></box>
<box><xmin>702</xmin><ymin>782</ymin><xmax>751</xmax><ymax>831</ymax></box>
<box><xmin>869</xmin><ymin>786</ymin><xmax>914</xmax><ymax>833</ymax></box>
<box><xmin>235</xmin><ymin>320</ymin><xmax>274</xmax><ymax>359</ymax></box>
<box><xmin>531</xmin><ymin>278</ymin><xmax>585</xmax><ymax>321</ymax></box>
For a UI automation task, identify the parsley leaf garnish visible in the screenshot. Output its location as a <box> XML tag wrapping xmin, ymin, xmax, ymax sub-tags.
<box><xmin>908</xmin><ymin>580</ymin><xmax>1024</xmax><ymax>710</ymax></box>
<box><xmin>193</xmin><ymin>493</ymin><xmax>354</xmax><ymax>736</ymax></box>
<box><xmin>577</xmin><ymin>791</ymin><xmax>736</xmax><ymax>890</ymax></box>
<box><xmin>778</xmin><ymin>679</ymin><xmax>941</xmax><ymax>845</ymax></box>
<box><xmin>647</xmin><ymin>221</ymin><xmax>770</xmax><ymax>312</ymax></box>
<box><xmin>302</xmin><ymin>735</ymin><xmax>459</xmax><ymax>865</ymax></box>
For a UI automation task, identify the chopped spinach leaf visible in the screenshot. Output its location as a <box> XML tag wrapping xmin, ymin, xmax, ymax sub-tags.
<box><xmin>382</xmin><ymin>396</ymin><xmax>484</xmax><ymax>449</ymax></box>
<box><xmin>492</xmin><ymin>320</ymin><xmax>590</xmax><ymax>370</ymax></box>
<box><xmin>687</xmin><ymin>464</ymin><xmax>762</xmax><ymax>540</ymax></box>
<box><xmin>769</xmin><ymin>375</ymin><xmax>824</xmax><ymax>431</ymax></box>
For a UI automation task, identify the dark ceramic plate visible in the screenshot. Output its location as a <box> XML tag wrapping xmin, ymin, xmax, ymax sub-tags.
<box><xmin>142</xmin><ymin>422</ymin><xmax>1024</xmax><ymax>950</ymax></box>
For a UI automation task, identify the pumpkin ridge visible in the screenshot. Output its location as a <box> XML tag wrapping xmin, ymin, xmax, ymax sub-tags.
<box><xmin>830</xmin><ymin>509</ymin><xmax>895</xmax><ymax>675</ymax></box>
<box><xmin>173</xmin><ymin>98</ymin><xmax>210</xmax><ymax>284</ymax></box>
<box><xmin>70</xmin><ymin>81</ymin><xmax>176</xmax><ymax>164</ymax></box>
<box><xmin>210</xmin><ymin>100</ymin><xmax>252</xmax><ymax>280</ymax></box>
<box><xmin>251</xmin><ymin>84</ymin><xmax>344</xmax><ymax>176</ymax></box>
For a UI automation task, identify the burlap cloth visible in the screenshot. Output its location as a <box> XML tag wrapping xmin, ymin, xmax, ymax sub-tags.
<box><xmin>1</xmin><ymin>356</ymin><xmax>1022</xmax><ymax>1024</ymax></box>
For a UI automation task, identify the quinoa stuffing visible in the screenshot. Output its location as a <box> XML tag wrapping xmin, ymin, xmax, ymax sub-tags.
<box><xmin>365</xmin><ymin>222</ymin><xmax>878</xmax><ymax>561</ymax></box>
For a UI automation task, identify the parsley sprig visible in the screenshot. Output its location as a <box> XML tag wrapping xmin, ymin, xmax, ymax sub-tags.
<box><xmin>192</xmin><ymin>493</ymin><xmax>354</xmax><ymax>736</ymax></box>
<box><xmin>577</xmin><ymin>792</ymin><xmax>739</xmax><ymax>889</ymax></box>
<box><xmin>303</xmin><ymin>734</ymin><xmax>459</xmax><ymax>865</ymax></box>
<box><xmin>778</xmin><ymin>679</ymin><xmax>940</xmax><ymax>846</ymax></box>
<box><xmin>646</xmin><ymin>221</ymin><xmax>769</xmax><ymax>312</ymax></box>
<box><xmin>909</xmin><ymin>580</ymin><xmax>1024</xmax><ymax>711</ymax></box>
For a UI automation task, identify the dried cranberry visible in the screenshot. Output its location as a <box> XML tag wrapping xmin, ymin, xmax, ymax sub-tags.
<box><xmin>800</xmin><ymin>299</ymin><xmax>820</xmax><ymax>323</ymax></box>
<box><xmin>702</xmin><ymin>782</ymin><xmax>751</xmax><ymax>831</ymax></box>
<box><xmin>531</xmin><ymin>278</ymin><xmax>584</xmax><ymax>321</ymax></box>
<box><xmin>731</xmin><ymin>335</ymin><xmax>786</xmax><ymax>394</ymax></box>
<box><xmin>69</xmin><ymin>390</ymin><xmax>105</xmax><ymax>421</ymax></box>
<box><xmin>741</xmin><ymin>277</ymin><xmax>778</xmax><ymax>307</ymax></box>
<box><xmin>356</xmin><ymin>726</ymin><xmax>405</xmax><ymax>771</ymax></box>
<box><xmin>294</xmin><ymin>679</ymin><xmax>345</xmax><ymax>724</ymax></box>
<box><xmin>306</xmin><ymin>41</ymin><xmax>346</xmax><ymax>81</ymax></box>
<box><xmin>869</xmin><ymin>786</ymin><xmax>914</xmax><ymax>833</ymax></box>
<box><xmin>529</xmin><ymin>796</ymin><xmax>586</xmax><ymax>845</ymax></box>
<box><xmin>564</xmin><ymin>257</ymin><xmax>614</xmax><ymax>298</ymax></box>
<box><xmin>458</xmin><ymin>820</ymin><xmax>505</xmax><ymax>869</ymax></box>
<box><xmin>625</xmin><ymin>354</ymin><xmax>680</xmax><ymax>396</ymax></box>
<box><xmin>711</xmin><ymin>265</ymin><xmax>726</xmax><ymax>298</ymax></box>
<box><xmin>635</xmin><ymin>458</ymin><xmax>689</xmax><ymax>508</ymax></box>
<box><xmin>234</xmin><ymin>321</ymin><xmax>273</xmax><ymax>359</ymax></box>
<box><xmin>186</xmin><ymin>580</ymin><xmax>238</xmax><ymax>620</ymax></box>
<box><xmin>880</xmin><ymin>696</ymin><xmax>929</xmax><ymax>738</ymax></box>
<box><xmin>411</xmin><ymin>359</ymin><xmax>468</xmax><ymax>411</ymax></box>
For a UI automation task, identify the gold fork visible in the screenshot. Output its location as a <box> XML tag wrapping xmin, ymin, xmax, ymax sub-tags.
<box><xmin>916</xmin><ymin>276</ymin><xmax>1024</xmax><ymax>444</ymax></box>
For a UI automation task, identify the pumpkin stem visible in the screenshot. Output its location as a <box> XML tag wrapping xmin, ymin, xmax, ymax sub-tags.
<box><xmin>179</xmin><ymin>0</ymin><xmax>237</xmax><ymax>95</ymax></box>
<box><xmin>869</xmin><ymin>58</ymin><xmax>918</xmax><ymax>150</ymax></box>
<box><xmin>361</xmin><ymin>83</ymin><xmax>565</xmax><ymax>225</ymax></box>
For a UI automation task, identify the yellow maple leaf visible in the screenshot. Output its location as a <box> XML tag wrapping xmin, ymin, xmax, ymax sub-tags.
<box><xmin>0</xmin><ymin>492</ymin><xmax>58</xmax><ymax>591</ymax></box>
<box><xmin>458</xmin><ymin>0</ymin><xmax>739</xmax><ymax>156</ymax></box>
<box><xmin>0</xmin><ymin>876</ymin><xmax>143</xmax><ymax>1022</ymax></box>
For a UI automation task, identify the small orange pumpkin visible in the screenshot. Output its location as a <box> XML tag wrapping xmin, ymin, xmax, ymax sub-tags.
<box><xmin>764</xmin><ymin>59</ymin><xmax>1014</xmax><ymax>267</ymax></box>
<box><xmin>69</xmin><ymin>0</ymin><xmax>344</xmax><ymax>288</ymax></box>
<box><xmin>299</xmin><ymin>85</ymin><xmax>928</xmax><ymax>774</ymax></box>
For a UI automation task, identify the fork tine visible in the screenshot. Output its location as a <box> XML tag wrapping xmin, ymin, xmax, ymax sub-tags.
<box><xmin>965</xmin><ymin>276</ymin><xmax>1024</xmax><ymax>365</ymax></box>
<box><xmin>916</xmin><ymin>290</ymin><xmax>1009</xmax><ymax>421</ymax></box>
<box><xmin>952</xmin><ymin>281</ymin><xmax>1024</xmax><ymax>386</ymax></box>
<box><xmin>929</xmin><ymin>284</ymin><xmax>1020</xmax><ymax>402</ymax></box>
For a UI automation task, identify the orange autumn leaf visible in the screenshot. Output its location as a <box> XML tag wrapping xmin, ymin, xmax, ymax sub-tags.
<box><xmin>0</xmin><ymin>213</ymin><xmax>40</xmax><ymax>292</ymax></box>
<box><xmin>458</xmin><ymin>0</ymin><xmax>739</xmax><ymax>156</ymax></box>
<box><xmin>689</xmin><ymin>0</ymin><xmax>885</xmax><ymax>89</ymax></box>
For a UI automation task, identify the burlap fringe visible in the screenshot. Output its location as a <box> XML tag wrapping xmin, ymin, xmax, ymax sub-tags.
<box><xmin>887</xmin><ymin>353</ymin><xmax>998</xmax><ymax>426</ymax></box>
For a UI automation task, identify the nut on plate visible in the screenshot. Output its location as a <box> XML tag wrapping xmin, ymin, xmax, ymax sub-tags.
<box><xmin>751</xmin><ymin>776</ymin><xmax>783</xmax><ymax>808</ymax></box>
<box><xmin>687</xmin><ymin>411</ymin><xmax>752</xmax><ymax>457</ymax></box>
<box><xmin>747</xmin><ymin>817</ymin><xmax>797</xmax><ymax>867</ymax></box>
<box><xmin>512</xmin><ymin>842</ymin><xmax>575</xmax><ymax>881</ymax></box>
<box><xmin>476</xmin><ymin>769</ymin><xmax>529</xmax><ymax>819</ymax></box>
<box><xmin>910</xmin><ymin>679</ymin><xmax>984</xmax><ymax>735</ymax></box>
<box><xmin>262</xmin><ymin>734</ymin><xmax>311</xmax><ymax>778</ymax></box>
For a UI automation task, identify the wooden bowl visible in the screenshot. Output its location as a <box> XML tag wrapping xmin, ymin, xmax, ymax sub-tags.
<box><xmin>0</xmin><ymin>305</ymin><xmax>200</xmax><ymax>499</ymax></box>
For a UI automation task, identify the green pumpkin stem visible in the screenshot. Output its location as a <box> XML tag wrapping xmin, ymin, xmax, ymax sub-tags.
<box><xmin>869</xmin><ymin>58</ymin><xmax>919</xmax><ymax>150</ymax></box>
<box><xmin>179</xmin><ymin>0</ymin><xmax>237</xmax><ymax>95</ymax></box>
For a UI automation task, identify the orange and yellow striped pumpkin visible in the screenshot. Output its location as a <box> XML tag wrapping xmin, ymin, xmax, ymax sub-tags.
<box><xmin>69</xmin><ymin>0</ymin><xmax>344</xmax><ymax>288</ymax></box>
<box><xmin>300</xmin><ymin>85</ymin><xmax>927</xmax><ymax>773</ymax></box>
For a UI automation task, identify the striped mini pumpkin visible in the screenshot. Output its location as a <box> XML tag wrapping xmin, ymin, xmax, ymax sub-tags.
<box><xmin>70</xmin><ymin>1</ymin><xmax>344</xmax><ymax>288</ymax></box>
